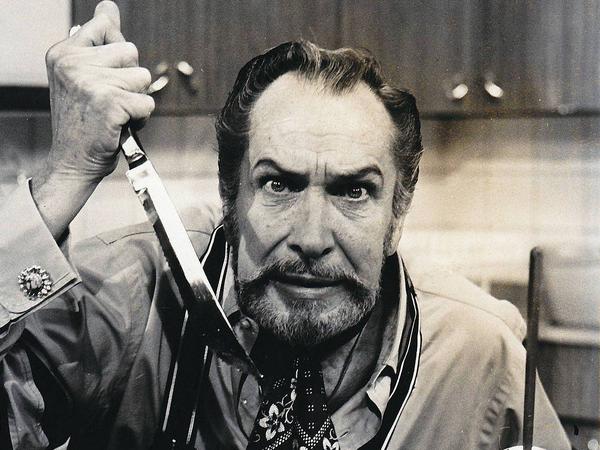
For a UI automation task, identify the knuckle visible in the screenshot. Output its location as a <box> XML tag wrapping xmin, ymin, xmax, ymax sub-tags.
<box><xmin>73</xmin><ymin>77</ymin><xmax>93</xmax><ymax>97</ymax></box>
<box><xmin>78</xmin><ymin>80</ymin><xmax>104</xmax><ymax>100</ymax></box>
<box><xmin>45</xmin><ymin>44</ymin><xmax>63</xmax><ymax>68</ymax></box>
<box><xmin>95</xmin><ymin>86</ymin><xmax>117</xmax><ymax>111</ymax></box>
<box><xmin>139</xmin><ymin>67</ymin><xmax>152</xmax><ymax>86</ymax></box>
<box><xmin>130</xmin><ymin>94</ymin><xmax>155</xmax><ymax>118</ymax></box>
<box><xmin>54</xmin><ymin>53</ymin><xmax>74</xmax><ymax>72</ymax></box>
<box><xmin>122</xmin><ymin>42</ymin><xmax>139</xmax><ymax>65</ymax></box>
<box><xmin>146</xmin><ymin>95</ymin><xmax>156</xmax><ymax>112</ymax></box>
<box><xmin>100</xmin><ymin>85</ymin><xmax>117</xmax><ymax>101</ymax></box>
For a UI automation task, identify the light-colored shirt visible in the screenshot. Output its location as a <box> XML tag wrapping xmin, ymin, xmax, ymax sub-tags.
<box><xmin>0</xmin><ymin>182</ymin><xmax>571</xmax><ymax>449</ymax></box>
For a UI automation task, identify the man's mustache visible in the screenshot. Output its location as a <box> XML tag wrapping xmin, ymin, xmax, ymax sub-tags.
<box><xmin>239</xmin><ymin>258</ymin><xmax>369</xmax><ymax>293</ymax></box>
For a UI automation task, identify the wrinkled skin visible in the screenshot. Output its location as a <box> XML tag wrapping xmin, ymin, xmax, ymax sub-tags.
<box><xmin>32</xmin><ymin>1</ymin><xmax>154</xmax><ymax>239</ymax></box>
<box><xmin>233</xmin><ymin>73</ymin><xmax>404</xmax><ymax>347</ymax></box>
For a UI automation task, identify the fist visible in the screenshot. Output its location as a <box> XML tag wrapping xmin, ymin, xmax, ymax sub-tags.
<box><xmin>45</xmin><ymin>1</ymin><xmax>155</xmax><ymax>184</ymax></box>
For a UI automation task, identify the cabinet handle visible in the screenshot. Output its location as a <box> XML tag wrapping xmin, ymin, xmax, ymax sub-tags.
<box><xmin>484</xmin><ymin>80</ymin><xmax>504</xmax><ymax>99</ymax></box>
<box><xmin>147</xmin><ymin>62</ymin><xmax>170</xmax><ymax>94</ymax></box>
<box><xmin>147</xmin><ymin>75</ymin><xmax>169</xmax><ymax>94</ymax></box>
<box><xmin>176</xmin><ymin>61</ymin><xmax>194</xmax><ymax>77</ymax></box>
<box><xmin>176</xmin><ymin>61</ymin><xmax>200</xmax><ymax>94</ymax></box>
<box><xmin>448</xmin><ymin>83</ymin><xmax>469</xmax><ymax>101</ymax></box>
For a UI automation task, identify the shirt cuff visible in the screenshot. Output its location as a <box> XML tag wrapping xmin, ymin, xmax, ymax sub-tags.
<box><xmin>0</xmin><ymin>180</ymin><xmax>80</xmax><ymax>327</ymax></box>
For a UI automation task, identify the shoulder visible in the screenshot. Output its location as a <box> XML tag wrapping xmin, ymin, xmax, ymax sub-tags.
<box><xmin>72</xmin><ymin>201</ymin><xmax>223</xmax><ymax>272</ymax></box>
<box><xmin>64</xmin><ymin>203</ymin><xmax>223</xmax><ymax>347</ymax></box>
<box><xmin>411</xmin><ymin>264</ymin><xmax>526</xmax><ymax>339</ymax></box>
<box><xmin>63</xmin><ymin>201</ymin><xmax>223</xmax><ymax>351</ymax></box>
<box><xmin>408</xmin><ymin>263</ymin><xmax>526</xmax><ymax>364</ymax></box>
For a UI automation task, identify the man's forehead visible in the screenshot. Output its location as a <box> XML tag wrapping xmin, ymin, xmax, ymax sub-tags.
<box><xmin>248</xmin><ymin>72</ymin><xmax>396</xmax><ymax>153</ymax></box>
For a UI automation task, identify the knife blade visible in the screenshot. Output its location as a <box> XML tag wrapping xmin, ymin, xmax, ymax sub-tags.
<box><xmin>119</xmin><ymin>127</ymin><xmax>261</xmax><ymax>379</ymax></box>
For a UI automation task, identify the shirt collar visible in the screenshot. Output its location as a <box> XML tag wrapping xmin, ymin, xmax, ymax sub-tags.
<box><xmin>364</xmin><ymin>255</ymin><xmax>408</xmax><ymax>416</ymax></box>
<box><xmin>381</xmin><ymin>256</ymin><xmax>407</xmax><ymax>374</ymax></box>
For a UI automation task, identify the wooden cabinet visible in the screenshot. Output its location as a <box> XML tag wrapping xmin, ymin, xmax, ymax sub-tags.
<box><xmin>341</xmin><ymin>0</ymin><xmax>600</xmax><ymax>117</ymax></box>
<box><xmin>175</xmin><ymin>1</ymin><xmax>339</xmax><ymax>113</ymax></box>
<box><xmin>74</xmin><ymin>1</ymin><xmax>600</xmax><ymax>117</ymax></box>
<box><xmin>479</xmin><ymin>1</ymin><xmax>600</xmax><ymax>115</ymax></box>
<box><xmin>73</xmin><ymin>0</ymin><xmax>182</xmax><ymax>113</ymax></box>
<box><xmin>339</xmin><ymin>0</ymin><xmax>478</xmax><ymax>115</ymax></box>
<box><xmin>74</xmin><ymin>0</ymin><xmax>338</xmax><ymax>115</ymax></box>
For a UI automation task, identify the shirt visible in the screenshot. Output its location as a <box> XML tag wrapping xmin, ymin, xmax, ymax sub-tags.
<box><xmin>0</xmin><ymin>182</ymin><xmax>571</xmax><ymax>449</ymax></box>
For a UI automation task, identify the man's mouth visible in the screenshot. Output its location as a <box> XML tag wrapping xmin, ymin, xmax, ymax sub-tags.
<box><xmin>271</xmin><ymin>273</ymin><xmax>341</xmax><ymax>288</ymax></box>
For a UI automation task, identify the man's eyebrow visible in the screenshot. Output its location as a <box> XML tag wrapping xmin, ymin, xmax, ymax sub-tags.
<box><xmin>252</xmin><ymin>158</ymin><xmax>305</xmax><ymax>178</ymax></box>
<box><xmin>329</xmin><ymin>166</ymin><xmax>384</xmax><ymax>181</ymax></box>
<box><xmin>252</xmin><ymin>158</ymin><xmax>384</xmax><ymax>181</ymax></box>
<box><xmin>252</xmin><ymin>158</ymin><xmax>293</xmax><ymax>173</ymax></box>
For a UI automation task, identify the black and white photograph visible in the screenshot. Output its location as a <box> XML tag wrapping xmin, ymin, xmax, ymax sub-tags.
<box><xmin>0</xmin><ymin>1</ymin><xmax>598</xmax><ymax>449</ymax></box>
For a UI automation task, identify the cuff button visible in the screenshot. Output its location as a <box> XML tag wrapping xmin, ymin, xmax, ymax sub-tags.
<box><xmin>18</xmin><ymin>266</ymin><xmax>53</xmax><ymax>300</ymax></box>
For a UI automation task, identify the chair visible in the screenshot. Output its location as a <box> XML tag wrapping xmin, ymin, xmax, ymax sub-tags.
<box><xmin>529</xmin><ymin>245</ymin><xmax>600</xmax><ymax>449</ymax></box>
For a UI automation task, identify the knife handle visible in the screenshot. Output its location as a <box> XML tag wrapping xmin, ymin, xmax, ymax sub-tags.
<box><xmin>119</xmin><ymin>126</ymin><xmax>147</xmax><ymax>169</ymax></box>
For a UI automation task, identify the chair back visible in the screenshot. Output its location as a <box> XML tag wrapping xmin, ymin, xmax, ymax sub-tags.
<box><xmin>536</xmin><ymin>244</ymin><xmax>600</xmax><ymax>329</ymax></box>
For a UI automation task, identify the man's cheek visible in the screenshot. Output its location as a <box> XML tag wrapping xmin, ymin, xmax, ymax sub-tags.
<box><xmin>354</xmin><ymin>244</ymin><xmax>387</xmax><ymax>289</ymax></box>
<box><xmin>235</xmin><ymin>203</ymin><xmax>267</xmax><ymax>272</ymax></box>
<box><xmin>338</xmin><ymin>229</ymin><xmax>383</xmax><ymax>272</ymax></box>
<box><xmin>235</xmin><ymin>239</ymin><xmax>257</xmax><ymax>281</ymax></box>
<box><xmin>245</xmin><ymin>206</ymin><xmax>292</xmax><ymax>256</ymax></box>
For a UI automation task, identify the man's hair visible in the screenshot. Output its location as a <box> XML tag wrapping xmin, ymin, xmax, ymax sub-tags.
<box><xmin>215</xmin><ymin>40</ymin><xmax>423</xmax><ymax>242</ymax></box>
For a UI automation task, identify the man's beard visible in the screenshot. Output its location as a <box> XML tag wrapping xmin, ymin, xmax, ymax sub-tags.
<box><xmin>233</xmin><ymin>257</ymin><xmax>382</xmax><ymax>348</ymax></box>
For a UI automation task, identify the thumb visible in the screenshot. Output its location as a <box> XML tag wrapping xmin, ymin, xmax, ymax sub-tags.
<box><xmin>70</xmin><ymin>1</ymin><xmax>125</xmax><ymax>46</ymax></box>
<box><xmin>94</xmin><ymin>1</ymin><xmax>124</xmax><ymax>44</ymax></box>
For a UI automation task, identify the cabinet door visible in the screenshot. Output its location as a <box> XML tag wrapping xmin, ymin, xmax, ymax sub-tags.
<box><xmin>479</xmin><ymin>1</ymin><xmax>600</xmax><ymax>114</ymax></box>
<box><xmin>339</xmin><ymin>0</ymin><xmax>478</xmax><ymax>116</ymax></box>
<box><xmin>73</xmin><ymin>1</ymin><xmax>339</xmax><ymax>114</ymax></box>
<box><xmin>73</xmin><ymin>0</ymin><xmax>181</xmax><ymax>113</ymax></box>
<box><xmin>177</xmin><ymin>0</ymin><xmax>340</xmax><ymax>114</ymax></box>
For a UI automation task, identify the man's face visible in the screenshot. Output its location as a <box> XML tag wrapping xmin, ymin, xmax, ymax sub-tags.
<box><xmin>233</xmin><ymin>73</ymin><xmax>401</xmax><ymax>347</ymax></box>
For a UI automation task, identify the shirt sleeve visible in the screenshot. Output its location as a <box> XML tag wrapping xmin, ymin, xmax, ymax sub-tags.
<box><xmin>0</xmin><ymin>180</ymin><xmax>80</xmax><ymax>342</ymax></box>
<box><xmin>0</xmin><ymin>181</ymin><xmax>82</xmax><ymax>449</ymax></box>
<box><xmin>0</xmin><ymin>181</ymin><xmax>144</xmax><ymax>449</ymax></box>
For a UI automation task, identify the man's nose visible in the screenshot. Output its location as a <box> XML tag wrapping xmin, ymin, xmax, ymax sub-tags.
<box><xmin>287</xmin><ymin>189</ymin><xmax>334</xmax><ymax>260</ymax></box>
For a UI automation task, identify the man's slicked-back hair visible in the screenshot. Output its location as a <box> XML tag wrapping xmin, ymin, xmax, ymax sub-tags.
<box><xmin>215</xmin><ymin>40</ymin><xmax>423</xmax><ymax>243</ymax></box>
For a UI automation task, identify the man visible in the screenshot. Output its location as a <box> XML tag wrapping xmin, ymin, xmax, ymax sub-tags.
<box><xmin>0</xmin><ymin>2</ymin><xmax>571</xmax><ymax>449</ymax></box>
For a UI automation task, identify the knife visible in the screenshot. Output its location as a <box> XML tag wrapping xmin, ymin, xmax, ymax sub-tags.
<box><xmin>119</xmin><ymin>126</ymin><xmax>261</xmax><ymax>379</ymax></box>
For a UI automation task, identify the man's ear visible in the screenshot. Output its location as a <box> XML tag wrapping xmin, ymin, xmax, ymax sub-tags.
<box><xmin>384</xmin><ymin>214</ymin><xmax>406</xmax><ymax>256</ymax></box>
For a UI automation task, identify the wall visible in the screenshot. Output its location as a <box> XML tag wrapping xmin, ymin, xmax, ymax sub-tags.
<box><xmin>406</xmin><ymin>117</ymin><xmax>600</xmax><ymax>286</ymax></box>
<box><xmin>2</xmin><ymin>113</ymin><xmax>599</xmax><ymax>295</ymax></box>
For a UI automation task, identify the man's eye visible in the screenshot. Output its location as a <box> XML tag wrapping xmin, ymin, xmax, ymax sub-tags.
<box><xmin>264</xmin><ymin>179</ymin><xmax>287</xmax><ymax>193</ymax></box>
<box><xmin>346</xmin><ymin>186</ymin><xmax>368</xmax><ymax>199</ymax></box>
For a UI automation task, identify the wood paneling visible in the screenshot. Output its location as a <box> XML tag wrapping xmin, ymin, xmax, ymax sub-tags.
<box><xmin>73</xmin><ymin>0</ymin><xmax>180</xmax><ymax>112</ymax></box>
<box><xmin>177</xmin><ymin>0</ymin><xmax>339</xmax><ymax>113</ymax></box>
<box><xmin>73</xmin><ymin>0</ymin><xmax>600</xmax><ymax>116</ymax></box>
<box><xmin>480</xmin><ymin>1</ymin><xmax>600</xmax><ymax>114</ymax></box>
<box><xmin>74</xmin><ymin>0</ymin><xmax>339</xmax><ymax>114</ymax></box>
<box><xmin>339</xmin><ymin>0</ymin><xmax>477</xmax><ymax>115</ymax></box>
